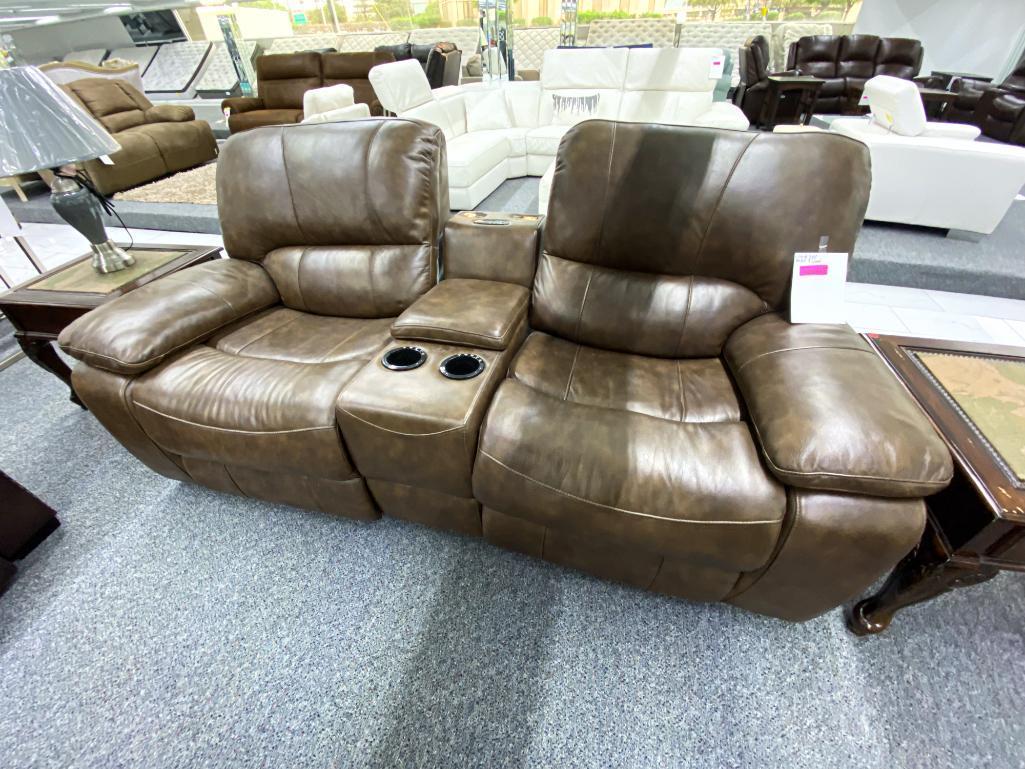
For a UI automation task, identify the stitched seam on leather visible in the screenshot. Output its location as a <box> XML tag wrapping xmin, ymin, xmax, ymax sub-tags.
<box><xmin>231</xmin><ymin>311</ymin><xmax>303</xmax><ymax>356</ymax></box>
<box><xmin>591</xmin><ymin>121</ymin><xmax>618</xmax><ymax>264</ymax></box>
<box><xmin>726</xmin><ymin>489</ymin><xmax>801</xmax><ymax>600</ymax></box>
<box><xmin>337</xmin><ymin>407</ymin><xmax>467</xmax><ymax>436</ymax></box>
<box><xmin>563</xmin><ymin>343</ymin><xmax>582</xmax><ymax>401</ymax></box>
<box><xmin>121</xmin><ymin>375</ymin><xmax>185</xmax><ymax>473</ymax></box>
<box><xmin>478</xmin><ymin>450</ymin><xmax>782</xmax><ymax>525</ymax></box>
<box><xmin>364</xmin><ymin>122</ymin><xmax>396</xmax><ymax>243</ymax></box>
<box><xmin>732</xmin><ymin>344</ymin><xmax>874</xmax><ymax>374</ymax></box>
<box><xmin>134</xmin><ymin>402</ymin><xmax>336</xmax><ymax>435</ymax></box>
<box><xmin>294</xmin><ymin>247</ymin><xmax>309</xmax><ymax>311</ymax></box>
<box><xmin>747</xmin><ymin>417</ymin><xmax>946</xmax><ymax>489</ymax></box>
<box><xmin>219</xmin><ymin>463</ymin><xmax>249</xmax><ymax>497</ymax></box>
<box><xmin>646</xmin><ymin>558</ymin><xmax>665</xmax><ymax>591</ymax></box>
<box><xmin>279</xmin><ymin>128</ymin><xmax>309</xmax><ymax>242</ymax></box>
<box><xmin>572</xmin><ymin>271</ymin><xmax>594</xmax><ymax>346</ymax></box>
<box><xmin>64</xmin><ymin>328</ymin><xmax>219</xmax><ymax>371</ymax></box>
<box><xmin>193</xmin><ymin>281</ymin><xmax>237</xmax><ymax>314</ymax></box>
<box><xmin>540</xmin><ymin>525</ymin><xmax>548</xmax><ymax>560</ymax></box>
<box><xmin>393</xmin><ymin>323</ymin><xmax>506</xmax><ymax>343</ymax></box>
<box><xmin>675</xmin><ymin>275</ymin><xmax>695</xmax><ymax>359</ymax></box>
<box><xmin>676</xmin><ymin>359</ymin><xmax>688</xmax><ymax>423</ymax></box>
<box><xmin>367</xmin><ymin>247</ymin><xmax>378</xmax><ymax>316</ymax></box>
<box><xmin>317</xmin><ymin>325</ymin><xmax>380</xmax><ymax>364</ymax></box>
<box><xmin>693</xmin><ymin>133</ymin><xmax>758</xmax><ymax>275</ymax></box>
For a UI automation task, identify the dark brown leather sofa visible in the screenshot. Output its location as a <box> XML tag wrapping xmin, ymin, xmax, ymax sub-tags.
<box><xmin>222</xmin><ymin>51</ymin><xmax>393</xmax><ymax>133</ymax></box>
<box><xmin>375</xmin><ymin>42</ymin><xmax>462</xmax><ymax>89</ymax></box>
<box><xmin>786</xmin><ymin>34</ymin><xmax>924</xmax><ymax>113</ymax></box>
<box><xmin>58</xmin><ymin>119</ymin><xmax>952</xmax><ymax>623</ymax></box>
<box><xmin>943</xmin><ymin>56</ymin><xmax>1025</xmax><ymax>145</ymax></box>
<box><xmin>60</xmin><ymin>77</ymin><xmax>217</xmax><ymax>195</ymax></box>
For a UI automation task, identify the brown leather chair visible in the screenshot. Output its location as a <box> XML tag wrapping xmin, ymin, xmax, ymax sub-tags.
<box><xmin>223</xmin><ymin>51</ymin><xmax>394</xmax><ymax>133</ymax></box>
<box><xmin>734</xmin><ymin>35</ymin><xmax>799</xmax><ymax>125</ymax></box>
<box><xmin>470</xmin><ymin>121</ymin><xmax>953</xmax><ymax>622</ymax></box>
<box><xmin>787</xmin><ymin>35</ymin><xmax>924</xmax><ymax>113</ymax></box>
<box><xmin>60</xmin><ymin>77</ymin><xmax>217</xmax><ymax>195</ymax></box>
<box><xmin>375</xmin><ymin>42</ymin><xmax>462</xmax><ymax>89</ymax></box>
<box><xmin>57</xmin><ymin>119</ymin><xmax>448</xmax><ymax>519</ymax></box>
<box><xmin>944</xmin><ymin>55</ymin><xmax>1025</xmax><ymax>126</ymax></box>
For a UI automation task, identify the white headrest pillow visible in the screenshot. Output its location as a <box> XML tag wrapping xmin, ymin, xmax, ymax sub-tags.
<box><xmin>368</xmin><ymin>59</ymin><xmax>433</xmax><ymax>114</ymax></box>
<box><xmin>865</xmin><ymin>75</ymin><xmax>927</xmax><ymax>137</ymax></box>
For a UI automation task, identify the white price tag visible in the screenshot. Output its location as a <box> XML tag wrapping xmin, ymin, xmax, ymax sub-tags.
<box><xmin>98</xmin><ymin>154</ymin><xmax>114</xmax><ymax>165</ymax></box>
<box><xmin>790</xmin><ymin>251</ymin><xmax>849</xmax><ymax>324</ymax></box>
<box><xmin>858</xmin><ymin>91</ymin><xmax>870</xmax><ymax>106</ymax></box>
<box><xmin>709</xmin><ymin>55</ymin><xmax>725</xmax><ymax>80</ymax></box>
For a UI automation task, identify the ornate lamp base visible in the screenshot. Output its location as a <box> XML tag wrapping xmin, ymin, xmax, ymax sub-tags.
<box><xmin>49</xmin><ymin>174</ymin><xmax>134</xmax><ymax>274</ymax></box>
<box><xmin>90</xmin><ymin>240</ymin><xmax>134</xmax><ymax>274</ymax></box>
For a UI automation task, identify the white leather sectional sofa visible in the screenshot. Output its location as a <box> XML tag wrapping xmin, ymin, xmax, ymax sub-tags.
<box><xmin>829</xmin><ymin>76</ymin><xmax>1025</xmax><ymax>235</ymax></box>
<box><xmin>369</xmin><ymin>47</ymin><xmax>750</xmax><ymax>210</ymax></box>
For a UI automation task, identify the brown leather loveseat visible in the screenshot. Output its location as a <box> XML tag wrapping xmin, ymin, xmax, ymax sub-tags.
<box><xmin>60</xmin><ymin>77</ymin><xmax>217</xmax><ymax>195</ymax></box>
<box><xmin>222</xmin><ymin>51</ymin><xmax>394</xmax><ymax>133</ymax></box>
<box><xmin>786</xmin><ymin>34</ymin><xmax>924</xmax><ymax>113</ymax></box>
<box><xmin>58</xmin><ymin>119</ymin><xmax>952</xmax><ymax>623</ymax></box>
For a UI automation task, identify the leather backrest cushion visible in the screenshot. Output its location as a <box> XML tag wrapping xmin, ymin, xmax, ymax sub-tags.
<box><xmin>322</xmin><ymin>51</ymin><xmax>392</xmax><ymax>79</ymax></box>
<box><xmin>257</xmin><ymin>52</ymin><xmax>322</xmax><ymax>108</ymax></box>
<box><xmin>837</xmin><ymin>35</ymin><xmax>879</xmax><ymax>79</ymax></box>
<box><xmin>375</xmin><ymin>43</ymin><xmax>412</xmax><ymax>61</ymax></box>
<box><xmin>875</xmin><ymin>37</ymin><xmax>922</xmax><ymax>78</ymax></box>
<box><xmin>792</xmin><ymin>35</ymin><xmax>841</xmax><ymax>77</ymax></box>
<box><xmin>537</xmin><ymin>121</ymin><xmax>870</xmax><ymax>354</ymax></box>
<box><xmin>217</xmin><ymin>119</ymin><xmax>448</xmax><ymax>316</ymax></box>
<box><xmin>410</xmin><ymin>43</ymin><xmax>435</xmax><ymax>65</ymax></box>
<box><xmin>751</xmin><ymin>35</ymin><xmax>771</xmax><ymax>79</ymax></box>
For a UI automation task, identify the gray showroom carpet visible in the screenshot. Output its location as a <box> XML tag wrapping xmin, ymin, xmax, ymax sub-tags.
<box><xmin>2</xmin><ymin>357</ymin><xmax>1024</xmax><ymax>769</ymax></box>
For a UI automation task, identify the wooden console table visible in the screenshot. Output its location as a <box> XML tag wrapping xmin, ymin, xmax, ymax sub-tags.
<box><xmin>758</xmin><ymin>75</ymin><xmax>823</xmax><ymax>129</ymax></box>
<box><xmin>0</xmin><ymin>244</ymin><xmax>221</xmax><ymax>406</ymax></box>
<box><xmin>847</xmin><ymin>335</ymin><xmax>1025</xmax><ymax>635</ymax></box>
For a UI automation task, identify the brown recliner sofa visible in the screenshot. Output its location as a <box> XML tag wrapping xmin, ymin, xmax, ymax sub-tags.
<box><xmin>469</xmin><ymin>121</ymin><xmax>952</xmax><ymax>622</ymax></box>
<box><xmin>222</xmin><ymin>51</ymin><xmax>394</xmax><ymax>133</ymax></box>
<box><xmin>786</xmin><ymin>34</ymin><xmax>924</xmax><ymax>113</ymax></box>
<box><xmin>58</xmin><ymin>119</ymin><xmax>952</xmax><ymax>623</ymax></box>
<box><xmin>58</xmin><ymin>119</ymin><xmax>448</xmax><ymax>519</ymax></box>
<box><xmin>60</xmin><ymin>77</ymin><xmax>217</xmax><ymax>195</ymax></box>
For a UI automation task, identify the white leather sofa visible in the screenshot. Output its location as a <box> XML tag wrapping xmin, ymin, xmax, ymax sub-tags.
<box><xmin>370</xmin><ymin>48</ymin><xmax>750</xmax><ymax>210</ymax></box>
<box><xmin>300</xmin><ymin>83</ymin><xmax>371</xmax><ymax>124</ymax></box>
<box><xmin>830</xmin><ymin>75</ymin><xmax>1025</xmax><ymax>235</ymax></box>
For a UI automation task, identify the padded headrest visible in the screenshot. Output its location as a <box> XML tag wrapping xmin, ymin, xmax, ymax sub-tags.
<box><xmin>303</xmin><ymin>83</ymin><xmax>354</xmax><ymax>117</ymax></box>
<box><xmin>217</xmin><ymin>119</ymin><xmax>448</xmax><ymax>260</ymax></box>
<box><xmin>322</xmin><ymin>51</ymin><xmax>391</xmax><ymax>80</ymax></box>
<box><xmin>369</xmin><ymin>59</ymin><xmax>433</xmax><ymax>112</ymax></box>
<box><xmin>541</xmin><ymin>47</ymin><xmax>629</xmax><ymax>90</ymax></box>
<box><xmin>624</xmin><ymin>48</ymin><xmax>719</xmax><ymax>92</ymax></box>
<box><xmin>865</xmin><ymin>75</ymin><xmax>927</xmax><ymax>136</ymax></box>
<box><xmin>257</xmin><ymin>52</ymin><xmax>321</xmax><ymax>80</ymax></box>
<box><xmin>545</xmin><ymin>120</ymin><xmax>870</xmax><ymax>309</ymax></box>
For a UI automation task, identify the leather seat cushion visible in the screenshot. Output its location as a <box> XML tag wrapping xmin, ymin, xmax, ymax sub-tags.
<box><xmin>209</xmin><ymin>307</ymin><xmax>392</xmax><ymax>364</ymax></box>
<box><xmin>123</xmin><ymin>121</ymin><xmax>214</xmax><ymax>172</ymax></box>
<box><xmin>228</xmin><ymin>109</ymin><xmax>303</xmax><ymax>133</ymax></box>
<box><xmin>509</xmin><ymin>331</ymin><xmax>742</xmax><ymax>423</ymax></box>
<box><xmin>525</xmin><ymin>124</ymin><xmax>570</xmax><ymax>157</ymax></box>
<box><xmin>129</xmin><ymin>313</ymin><xmax>391</xmax><ymax>480</ymax></box>
<box><xmin>473</xmin><ymin>127</ymin><xmax>529</xmax><ymax>157</ymax></box>
<box><xmin>446</xmin><ymin>132</ymin><xmax>511</xmax><ymax>187</ymax></box>
<box><xmin>473</xmin><ymin>379</ymin><xmax>786</xmax><ymax>571</ymax></box>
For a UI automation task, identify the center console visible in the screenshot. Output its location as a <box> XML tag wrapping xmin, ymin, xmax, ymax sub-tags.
<box><xmin>336</xmin><ymin>211</ymin><xmax>543</xmax><ymax>535</ymax></box>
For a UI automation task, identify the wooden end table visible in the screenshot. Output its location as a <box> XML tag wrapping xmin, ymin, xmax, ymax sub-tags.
<box><xmin>847</xmin><ymin>335</ymin><xmax>1025</xmax><ymax>636</ymax></box>
<box><xmin>759</xmin><ymin>75</ymin><xmax>823</xmax><ymax>129</ymax></box>
<box><xmin>0</xmin><ymin>244</ymin><xmax>221</xmax><ymax>407</ymax></box>
<box><xmin>918</xmin><ymin>87</ymin><xmax>958</xmax><ymax>119</ymax></box>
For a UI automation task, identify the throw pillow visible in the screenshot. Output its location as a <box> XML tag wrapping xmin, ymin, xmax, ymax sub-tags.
<box><xmin>465</xmin><ymin>89</ymin><xmax>514</xmax><ymax>132</ymax></box>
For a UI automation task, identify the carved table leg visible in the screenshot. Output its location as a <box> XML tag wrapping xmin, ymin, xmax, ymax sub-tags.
<box><xmin>17</xmin><ymin>335</ymin><xmax>84</xmax><ymax>408</ymax></box>
<box><xmin>846</xmin><ymin>519</ymin><xmax>999</xmax><ymax>636</ymax></box>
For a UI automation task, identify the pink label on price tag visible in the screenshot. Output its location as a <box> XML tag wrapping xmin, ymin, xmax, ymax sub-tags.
<box><xmin>799</xmin><ymin>264</ymin><xmax>829</xmax><ymax>276</ymax></box>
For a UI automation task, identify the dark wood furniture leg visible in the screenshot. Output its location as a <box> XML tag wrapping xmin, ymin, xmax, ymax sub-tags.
<box><xmin>17</xmin><ymin>334</ymin><xmax>83</xmax><ymax>408</ymax></box>
<box><xmin>0</xmin><ymin>470</ymin><xmax>60</xmax><ymax>595</ymax></box>
<box><xmin>759</xmin><ymin>81</ymin><xmax>781</xmax><ymax>129</ymax></box>
<box><xmin>846</xmin><ymin>514</ymin><xmax>999</xmax><ymax>636</ymax></box>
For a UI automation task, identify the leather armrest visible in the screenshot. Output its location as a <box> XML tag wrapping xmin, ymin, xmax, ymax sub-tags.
<box><xmin>724</xmin><ymin>313</ymin><xmax>952</xmax><ymax>498</ymax></box>
<box><xmin>59</xmin><ymin>260</ymin><xmax>279</xmax><ymax>376</ymax></box>
<box><xmin>391</xmin><ymin>278</ymin><xmax>529</xmax><ymax>350</ymax></box>
<box><xmin>443</xmin><ymin>211</ymin><xmax>543</xmax><ymax>288</ymax></box>
<box><xmin>221</xmin><ymin>96</ymin><xmax>264</xmax><ymax>114</ymax></box>
<box><xmin>144</xmin><ymin>104</ymin><xmax>194</xmax><ymax>123</ymax></box>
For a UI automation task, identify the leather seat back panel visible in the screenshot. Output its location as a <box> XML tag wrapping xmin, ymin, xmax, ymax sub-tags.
<box><xmin>262</xmin><ymin>244</ymin><xmax>434</xmax><ymax>318</ymax></box>
<box><xmin>531</xmin><ymin>253</ymin><xmax>766</xmax><ymax>358</ymax></box>
<box><xmin>541</xmin><ymin>122</ymin><xmax>870</xmax><ymax>329</ymax></box>
<box><xmin>217</xmin><ymin>120</ymin><xmax>448</xmax><ymax>317</ymax></box>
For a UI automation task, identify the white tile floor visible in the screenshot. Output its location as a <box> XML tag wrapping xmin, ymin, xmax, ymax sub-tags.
<box><xmin>3</xmin><ymin>222</ymin><xmax>1025</xmax><ymax>348</ymax></box>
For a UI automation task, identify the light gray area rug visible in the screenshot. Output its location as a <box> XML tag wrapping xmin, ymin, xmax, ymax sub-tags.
<box><xmin>1</xmin><ymin>357</ymin><xmax>1024</xmax><ymax>768</ymax></box>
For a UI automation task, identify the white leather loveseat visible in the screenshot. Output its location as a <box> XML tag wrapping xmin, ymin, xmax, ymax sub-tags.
<box><xmin>830</xmin><ymin>75</ymin><xmax>1025</xmax><ymax>235</ymax></box>
<box><xmin>369</xmin><ymin>47</ymin><xmax>750</xmax><ymax>210</ymax></box>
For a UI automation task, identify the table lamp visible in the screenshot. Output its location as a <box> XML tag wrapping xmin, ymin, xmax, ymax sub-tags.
<box><xmin>0</xmin><ymin>66</ymin><xmax>134</xmax><ymax>273</ymax></box>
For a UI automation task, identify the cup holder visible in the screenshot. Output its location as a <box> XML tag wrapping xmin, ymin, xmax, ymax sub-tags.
<box><xmin>439</xmin><ymin>353</ymin><xmax>486</xmax><ymax>380</ymax></box>
<box><xmin>382</xmin><ymin>346</ymin><xmax>427</xmax><ymax>371</ymax></box>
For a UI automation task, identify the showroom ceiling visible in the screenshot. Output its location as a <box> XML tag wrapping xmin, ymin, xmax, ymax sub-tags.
<box><xmin>0</xmin><ymin>1</ymin><xmax>197</xmax><ymax>31</ymax></box>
